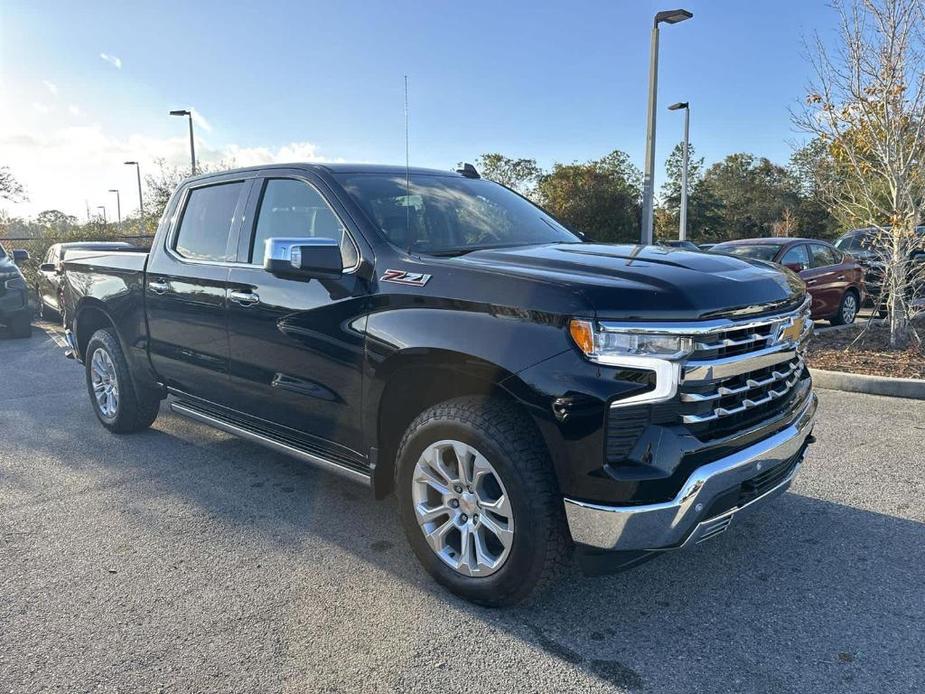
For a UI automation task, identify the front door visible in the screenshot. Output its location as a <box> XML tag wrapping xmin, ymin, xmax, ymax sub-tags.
<box><xmin>145</xmin><ymin>176</ymin><xmax>251</xmax><ymax>403</ymax></box>
<box><xmin>224</xmin><ymin>173</ymin><xmax>369</xmax><ymax>462</ymax></box>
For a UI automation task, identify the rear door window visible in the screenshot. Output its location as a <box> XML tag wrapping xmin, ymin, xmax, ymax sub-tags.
<box><xmin>174</xmin><ymin>182</ymin><xmax>245</xmax><ymax>262</ymax></box>
<box><xmin>809</xmin><ymin>244</ymin><xmax>837</xmax><ymax>268</ymax></box>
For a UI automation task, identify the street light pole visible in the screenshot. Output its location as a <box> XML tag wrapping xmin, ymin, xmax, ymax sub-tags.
<box><xmin>108</xmin><ymin>189</ymin><xmax>122</xmax><ymax>233</ymax></box>
<box><xmin>641</xmin><ymin>9</ymin><xmax>693</xmax><ymax>245</ymax></box>
<box><xmin>169</xmin><ymin>109</ymin><xmax>197</xmax><ymax>175</ymax></box>
<box><xmin>668</xmin><ymin>101</ymin><xmax>690</xmax><ymax>240</ymax></box>
<box><xmin>97</xmin><ymin>206</ymin><xmax>107</xmax><ymax>225</ymax></box>
<box><xmin>124</xmin><ymin>161</ymin><xmax>144</xmax><ymax>233</ymax></box>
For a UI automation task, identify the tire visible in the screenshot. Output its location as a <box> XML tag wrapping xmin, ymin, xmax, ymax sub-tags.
<box><xmin>84</xmin><ymin>328</ymin><xmax>161</xmax><ymax>433</ymax></box>
<box><xmin>395</xmin><ymin>396</ymin><xmax>570</xmax><ymax>607</ymax></box>
<box><xmin>9</xmin><ymin>314</ymin><xmax>32</xmax><ymax>339</ymax></box>
<box><xmin>831</xmin><ymin>289</ymin><xmax>859</xmax><ymax>325</ymax></box>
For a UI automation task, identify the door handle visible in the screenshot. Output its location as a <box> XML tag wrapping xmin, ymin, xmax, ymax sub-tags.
<box><xmin>229</xmin><ymin>290</ymin><xmax>260</xmax><ymax>306</ymax></box>
<box><xmin>148</xmin><ymin>279</ymin><xmax>169</xmax><ymax>295</ymax></box>
<box><xmin>837</xmin><ymin>274</ymin><xmax>846</xmax><ymax>280</ymax></box>
<box><xmin>806</xmin><ymin>279</ymin><xmax>817</xmax><ymax>286</ymax></box>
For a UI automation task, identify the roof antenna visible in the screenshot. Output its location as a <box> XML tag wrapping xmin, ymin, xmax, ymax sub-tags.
<box><xmin>404</xmin><ymin>74</ymin><xmax>412</xmax><ymax>251</ymax></box>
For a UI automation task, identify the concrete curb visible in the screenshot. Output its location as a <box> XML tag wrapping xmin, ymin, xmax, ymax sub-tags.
<box><xmin>812</xmin><ymin>368</ymin><xmax>925</xmax><ymax>399</ymax></box>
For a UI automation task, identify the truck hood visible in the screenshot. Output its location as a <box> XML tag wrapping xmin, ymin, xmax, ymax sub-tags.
<box><xmin>456</xmin><ymin>243</ymin><xmax>806</xmax><ymax>320</ymax></box>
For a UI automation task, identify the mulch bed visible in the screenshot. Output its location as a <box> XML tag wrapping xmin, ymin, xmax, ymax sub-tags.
<box><xmin>806</xmin><ymin>318</ymin><xmax>925</xmax><ymax>379</ymax></box>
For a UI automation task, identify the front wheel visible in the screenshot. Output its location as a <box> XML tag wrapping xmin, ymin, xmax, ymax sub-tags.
<box><xmin>84</xmin><ymin>328</ymin><xmax>161</xmax><ymax>433</ymax></box>
<box><xmin>831</xmin><ymin>290</ymin><xmax>859</xmax><ymax>325</ymax></box>
<box><xmin>395</xmin><ymin>396</ymin><xmax>570</xmax><ymax>607</ymax></box>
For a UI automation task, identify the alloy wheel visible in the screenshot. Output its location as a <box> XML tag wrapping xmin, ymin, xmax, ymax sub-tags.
<box><xmin>411</xmin><ymin>440</ymin><xmax>514</xmax><ymax>577</ymax></box>
<box><xmin>842</xmin><ymin>293</ymin><xmax>858</xmax><ymax>323</ymax></box>
<box><xmin>90</xmin><ymin>348</ymin><xmax>119</xmax><ymax>418</ymax></box>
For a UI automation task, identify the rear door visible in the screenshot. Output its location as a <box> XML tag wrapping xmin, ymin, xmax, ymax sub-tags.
<box><xmin>145</xmin><ymin>175</ymin><xmax>254</xmax><ymax>403</ymax></box>
<box><xmin>223</xmin><ymin>170</ymin><xmax>369</xmax><ymax>462</ymax></box>
<box><xmin>803</xmin><ymin>243</ymin><xmax>842</xmax><ymax>318</ymax></box>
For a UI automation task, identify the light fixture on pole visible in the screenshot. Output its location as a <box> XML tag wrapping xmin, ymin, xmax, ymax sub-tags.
<box><xmin>169</xmin><ymin>109</ymin><xmax>197</xmax><ymax>176</ymax></box>
<box><xmin>668</xmin><ymin>101</ymin><xmax>690</xmax><ymax>241</ymax></box>
<box><xmin>108</xmin><ymin>189</ymin><xmax>122</xmax><ymax>232</ymax></box>
<box><xmin>124</xmin><ymin>161</ymin><xmax>145</xmax><ymax>233</ymax></box>
<box><xmin>641</xmin><ymin>8</ymin><xmax>693</xmax><ymax>245</ymax></box>
<box><xmin>97</xmin><ymin>206</ymin><xmax>107</xmax><ymax>225</ymax></box>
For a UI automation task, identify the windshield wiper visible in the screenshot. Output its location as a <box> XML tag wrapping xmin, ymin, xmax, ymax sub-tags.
<box><xmin>427</xmin><ymin>243</ymin><xmax>530</xmax><ymax>257</ymax></box>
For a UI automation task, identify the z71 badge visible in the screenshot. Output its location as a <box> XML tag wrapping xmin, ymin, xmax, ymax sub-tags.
<box><xmin>380</xmin><ymin>269</ymin><xmax>432</xmax><ymax>287</ymax></box>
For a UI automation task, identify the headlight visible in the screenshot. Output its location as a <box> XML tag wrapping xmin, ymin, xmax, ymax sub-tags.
<box><xmin>569</xmin><ymin>319</ymin><xmax>693</xmax><ymax>361</ymax></box>
<box><xmin>4</xmin><ymin>276</ymin><xmax>27</xmax><ymax>291</ymax></box>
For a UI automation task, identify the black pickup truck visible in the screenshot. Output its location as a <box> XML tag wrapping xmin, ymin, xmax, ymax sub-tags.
<box><xmin>61</xmin><ymin>163</ymin><xmax>817</xmax><ymax>606</ymax></box>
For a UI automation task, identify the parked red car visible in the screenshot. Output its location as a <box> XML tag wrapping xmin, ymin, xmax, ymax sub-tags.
<box><xmin>710</xmin><ymin>238</ymin><xmax>865</xmax><ymax>324</ymax></box>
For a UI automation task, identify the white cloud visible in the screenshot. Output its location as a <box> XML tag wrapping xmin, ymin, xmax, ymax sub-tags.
<box><xmin>42</xmin><ymin>80</ymin><xmax>58</xmax><ymax>96</ymax></box>
<box><xmin>68</xmin><ymin>104</ymin><xmax>81</xmax><ymax>117</ymax></box>
<box><xmin>99</xmin><ymin>53</ymin><xmax>122</xmax><ymax>69</ymax></box>
<box><xmin>0</xmin><ymin>123</ymin><xmax>340</xmax><ymax>218</ymax></box>
<box><xmin>32</xmin><ymin>102</ymin><xmax>51</xmax><ymax>114</ymax></box>
<box><xmin>190</xmin><ymin>109</ymin><xmax>212</xmax><ymax>133</ymax></box>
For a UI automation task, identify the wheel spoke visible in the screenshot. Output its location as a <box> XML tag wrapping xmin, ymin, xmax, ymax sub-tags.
<box><xmin>423</xmin><ymin>517</ymin><xmax>454</xmax><ymax>552</ymax></box>
<box><xmin>479</xmin><ymin>493</ymin><xmax>512</xmax><ymax>520</ymax></box>
<box><xmin>480</xmin><ymin>512</ymin><xmax>513</xmax><ymax>548</ymax></box>
<box><xmin>471</xmin><ymin>452</ymin><xmax>493</xmax><ymax>486</ymax></box>
<box><xmin>452</xmin><ymin>442</ymin><xmax>472</xmax><ymax>485</ymax></box>
<box><xmin>473</xmin><ymin>526</ymin><xmax>496</xmax><ymax>569</ymax></box>
<box><xmin>414</xmin><ymin>465</ymin><xmax>450</xmax><ymax>497</ymax></box>
<box><xmin>415</xmin><ymin>502</ymin><xmax>450</xmax><ymax>524</ymax></box>
<box><xmin>457</xmin><ymin>524</ymin><xmax>475</xmax><ymax>572</ymax></box>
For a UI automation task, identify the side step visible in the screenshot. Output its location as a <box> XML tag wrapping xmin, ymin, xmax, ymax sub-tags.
<box><xmin>169</xmin><ymin>400</ymin><xmax>371</xmax><ymax>486</ymax></box>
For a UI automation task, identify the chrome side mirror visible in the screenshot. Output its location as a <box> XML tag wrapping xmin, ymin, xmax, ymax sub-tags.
<box><xmin>263</xmin><ymin>237</ymin><xmax>343</xmax><ymax>279</ymax></box>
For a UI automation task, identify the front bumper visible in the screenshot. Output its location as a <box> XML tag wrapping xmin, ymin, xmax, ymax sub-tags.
<box><xmin>0</xmin><ymin>287</ymin><xmax>30</xmax><ymax>324</ymax></box>
<box><xmin>564</xmin><ymin>391</ymin><xmax>817</xmax><ymax>552</ymax></box>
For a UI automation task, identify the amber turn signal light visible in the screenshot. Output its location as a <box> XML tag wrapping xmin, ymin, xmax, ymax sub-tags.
<box><xmin>569</xmin><ymin>319</ymin><xmax>595</xmax><ymax>356</ymax></box>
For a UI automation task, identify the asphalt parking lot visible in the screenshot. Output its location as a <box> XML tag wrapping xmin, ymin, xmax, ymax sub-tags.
<box><xmin>1</xmin><ymin>323</ymin><xmax>924</xmax><ymax>693</ymax></box>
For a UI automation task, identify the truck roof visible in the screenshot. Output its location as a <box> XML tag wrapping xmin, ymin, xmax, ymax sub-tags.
<box><xmin>184</xmin><ymin>162</ymin><xmax>465</xmax><ymax>183</ymax></box>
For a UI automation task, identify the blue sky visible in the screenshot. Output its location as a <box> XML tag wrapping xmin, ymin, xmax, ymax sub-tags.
<box><xmin>1</xmin><ymin>0</ymin><xmax>839</xmax><ymax>218</ymax></box>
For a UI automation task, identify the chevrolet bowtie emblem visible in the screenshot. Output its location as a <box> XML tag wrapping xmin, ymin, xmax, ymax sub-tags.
<box><xmin>778</xmin><ymin>316</ymin><xmax>804</xmax><ymax>344</ymax></box>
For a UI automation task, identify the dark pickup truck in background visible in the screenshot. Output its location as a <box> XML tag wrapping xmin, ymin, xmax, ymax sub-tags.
<box><xmin>61</xmin><ymin>163</ymin><xmax>817</xmax><ymax>606</ymax></box>
<box><xmin>0</xmin><ymin>242</ymin><xmax>32</xmax><ymax>338</ymax></box>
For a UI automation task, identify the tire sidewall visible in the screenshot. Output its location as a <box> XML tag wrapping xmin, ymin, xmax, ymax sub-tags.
<box><xmin>85</xmin><ymin>332</ymin><xmax>130</xmax><ymax>430</ymax></box>
<box><xmin>396</xmin><ymin>415</ymin><xmax>549</xmax><ymax>605</ymax></box>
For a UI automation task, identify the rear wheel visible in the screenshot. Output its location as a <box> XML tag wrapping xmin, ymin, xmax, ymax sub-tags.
<box><xmin>396</xmin><ymin>396</ymin><xmax>570</xmax><ymax>607</ymax></box>
<box><xmin>85</xmin><ymin>328</ymin><xmax>161</xmax><ymax>433</ymax></box>
<box><xmin>831</xmin><ymin>290</ymin><xmax>859</xmax><ymax>325</ymax></box>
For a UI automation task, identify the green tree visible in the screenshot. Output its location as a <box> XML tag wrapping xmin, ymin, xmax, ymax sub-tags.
<box><xmin>473</xmin><ymin>153</ymin><xmax>542</xmax><ymax>199</ymax></box>
<box><xmin>698</xmin><ymin>153</ymin><xmax>803</xmax><ymax>240</ymax></box>
<box><xmin>655</xmin><ymin>142</ymin><xmax>725</xmax><ymax>242</ymax></box>
<box><xmin>536</xmin><ymin>150</ymin><xmax>641</xmax><ymax>242</ymax></box>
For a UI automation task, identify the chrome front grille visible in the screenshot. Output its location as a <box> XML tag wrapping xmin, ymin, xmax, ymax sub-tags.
<box><xmin>604</xmin><ymin>296</ymin><xmax>814</xmax><ymax>443</ymax></box>
<box><xmin>678</xmin><ymin>299</ymin><xmax>812</xmax><ymax>436</ymax></box>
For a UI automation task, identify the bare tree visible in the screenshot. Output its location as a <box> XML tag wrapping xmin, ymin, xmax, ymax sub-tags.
<box><xmin>794</xmin><ymin>0</ymin><xmax>925</xmax><ymax>347</ymax></box>
<box><xmin>773</xmin><ymin>207</ymin><xmax>798</xmax><ymax>237</ymax></box>
<box><xmin>0</xmin><ymin>166</ymin><xmax>27</xmax><ymax>202</ymax></box>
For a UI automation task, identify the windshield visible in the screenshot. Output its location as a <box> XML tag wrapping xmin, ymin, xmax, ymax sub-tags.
<box><xmin>335</xmin><ymin>173</ymin><xmax>581</xmax><ymax>255</ymax></box>
<box><xmin>710</xmin><ymin>243</ymin><xmax>780</xmax><ymax>261</ymax></box>
<box><xmin>834</xmin><ymin>233</ymin><xmax>873</xmax><ymax>252</ymax></box>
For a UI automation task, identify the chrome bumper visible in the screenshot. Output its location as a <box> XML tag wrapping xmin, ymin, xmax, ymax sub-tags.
<box><xmin>564</xmin><ymin>392</ymin><xmax>817</xmax><ymax>551</ymax></box>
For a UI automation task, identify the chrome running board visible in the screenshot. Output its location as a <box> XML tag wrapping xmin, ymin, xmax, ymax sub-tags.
<box><xmin>169</xmin><ymin>400</ymin><xmax>371</xmax><ymax>486</ymax></box>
